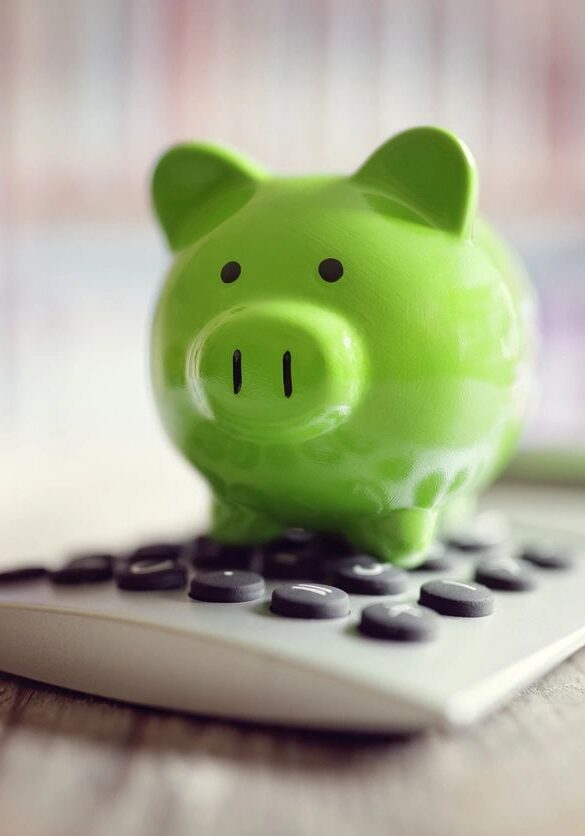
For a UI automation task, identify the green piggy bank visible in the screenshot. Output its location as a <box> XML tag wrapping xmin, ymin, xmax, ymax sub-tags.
<box><xmin>150</xmin><ymin>127</ymin><xmax>535</xmax><ymax>566</ymax></box>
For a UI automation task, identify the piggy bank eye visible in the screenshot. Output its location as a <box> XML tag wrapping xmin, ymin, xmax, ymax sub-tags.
<box><xmin>318</xmin><ymin>258</ymin><xmax>343</xmax><ymax>282</ymax></box>
<box><xmin>221</xmin><ymin>261</ymin><xmax>241</xmax><ymax>283</ymax></box>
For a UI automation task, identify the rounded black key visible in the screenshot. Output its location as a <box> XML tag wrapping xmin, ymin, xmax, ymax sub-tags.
<box><xmin>50</xmin><ymin>554</ymin><xmax>114</xmax><ymax>585</ymax></box>
<box><xmin>188</xmin><ymin>537</ymin><xmax>257</xmax><ymax>570</ymax></box>
<box><xmin>270</xmin><ymin>583</ymin><xmax>350</xmax><ymax>619</ymax></box>
<box><xmin>314</xmin><ymin>553</ymin><xmax>377</xmax><ymax>584</ymax></box>
<box><xmin>283</xmin><ymin>527</ymin><xmax>315</xmax><ymax>545</ymax></box>
<box><xmin>521</xmin><ymin>543</ymin><xmax>573</xmax><ymax>570</ymax></box>
<box><xmin>359</xmin><ymin>602</ymin><xmax>439</xmax><ymax>642</ymax></box>
<box><xmin>129</xmin><ymin>542</ymin><xmax>184</xmax><ymax>563</ymax></box>
<box><xmin>413</xmin><ymin>543</ymin><xmax>455</xmax><ymax>572</ymax></box>
<box><xmin>446</xmin><ymin>512</ymin><xmax>508</xmax><ymax>553</ymax></box>
<box><xmin>475</xmin><ymin>556</ymin><xmax>536</xmax><ymax>591</ymax></box>
<box><xmin>257</xmin><ymin>529</ymin><xmax>328</xmax><ymax>579</ymax></box>
<box><xmin>0</xmin><ymin>565</ymin><xmax>47</xmax><ymax>584</ymax></box>
<box><xmin>260</xmin><ymin>549</ymin><xmax>324</xmax><ymax>581</ymax></box>
<box><xmin>312</xmin><ymin>531</ymin><xmax>357</xmax><ymax>557</ymax></box>
<box><xmin>289</xmin><ymin>551</ymin><xmax>377</xmax><ymax>586</ymax></box>
<box><xmin>189</xmin><ymin>570</ymin><xmax>265</xmax><ymax>603</ymax></box>
<box><xmin>264</xmin><ymin>529</ymin><xmax>316</xmax><ymax>555</ymax></box>
<box><xmin>332</xmin><ymin>560</ymin><xmax>407</xmax><ymax>595</ymax></box>
<box><xmin>446</xmin><ymin>532</ymin><xmax>501</xmax><ymax>553</ymax></box>
<box><xmin>116</xmin><ymin>558</ymin><xmax>186</xmax><ymax>591</ymax></box>
<box><xmin>419</xmin><ymin>579</ymin><xmax>494</xmax><ymax>617</ymax></box>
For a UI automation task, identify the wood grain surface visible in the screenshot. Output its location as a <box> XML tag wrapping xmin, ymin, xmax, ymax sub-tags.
<box><xmin>1</xmin><ymin>482</ymin><xmax>585</xmax><ymax>836</ymax></box>
<box><xmin>2</xmin><ymin>636</ymin><xmax>585</xmax><ymax>835</ymax></box>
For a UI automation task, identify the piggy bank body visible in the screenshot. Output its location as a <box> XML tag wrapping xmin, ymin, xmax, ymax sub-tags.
<box><xmin>151</xmin><ymin>127</ymin><xmax>535</xmax><ymax>566</ymax></box>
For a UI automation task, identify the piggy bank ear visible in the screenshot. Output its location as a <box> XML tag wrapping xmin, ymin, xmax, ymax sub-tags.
<box><xmin>352</xmin><ymin>127</ymin><xmax>477</xmax><ymax>237</ymax></box>
<box><xmin>151</xmin><ymin>144</ymin><xmax>265</xmax><ymax>251</ymax></box>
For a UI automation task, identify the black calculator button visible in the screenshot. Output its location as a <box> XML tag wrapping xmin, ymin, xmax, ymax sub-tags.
<box><xmin>260</xmin><ymin>549</ymin><xmax>324</xmax><ymax>581</ymax></box>
<box><xmin>413</xmin><ymin>543</ymin><xmax>455</xmax><ymax>572</ymax></box>
<box><xmin>359</xmin><ymin>603</ymin><xmax>439</xmax><ymax>642</ymax></box>
<box><xmin>446</xmin><ymin>513</ymin><xmax>508</xmax><ymax>553</ymax></box>
<box><xmin>311</xmin><ymin>531</ymin><xmax>357</xmax><ymax>557</ymax></box>
<box><xmin>189</xmin><ymin>570</ymin><xmax>265</xmax><ymax>603</ymax></box>
<box><xmin>521</xmin><ymin>544</ymin><xmax>573</xmax><ymax>570</ymax></box>
<box><xmin>116</xmin><ymin>558</ymin><xmax>186</xmax><ymax>591</ymax></box>
<box><xmin>332</xmin><ymin>561</ymin><xmax>407</xmax><ymax>595</ymax></box>
<box><xmin>263</xmin><ymin>529</ymin><xmax>316</xmax><ymax>555</ymax></box>
<box><xmin>419</xmin><ymin>579</ymin><xmax>494</xmax><ymax>617</ymax></box>
<box><xmin>0</xmin><ymin>565</ymin><xmax>47</xmax><ymax>584</ymax></box>
<box><xmin>475</xmin><ymin>556</ymin><xmax>536</xmax><ymax>591</ymax></box>
<box><xmin>270</xmin><ymin>583</ymin><xmax>350</xmax><ymax>619</ymax></box>
<box><xmin>129</xmin><ymin>542</ymin><xmax>184</xmax><ymax>563</ymax></box>
<box><xmin>188</xmin><ymin>537</ymin><xmax>257</xmax><ymax>570</ymax></box>
<box><xmin>51</xmin><ymin>554</ymin><xmax>114</xmax><ymax>585</ymax></box>
<box><xmin>446</xmin><ymin>533</ymin><xmax>501</xmax><ymax>553</ymax></box>
<box><xmin>319</xmin><ymin>553</ymin><xmax>378</xmax><ymax>584</ymax></box>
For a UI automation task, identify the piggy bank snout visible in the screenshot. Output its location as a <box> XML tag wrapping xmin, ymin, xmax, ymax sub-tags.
<box><xmin>187</xmin><ymin>302</ymin><xmax>365</xmax><ymax>442</ymax></box>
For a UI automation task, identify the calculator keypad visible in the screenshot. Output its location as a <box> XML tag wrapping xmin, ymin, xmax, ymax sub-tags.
<box><xmin>2</xmin><ymin>522</ymin><xmax>576</xmax><ymax>643</ymax></box>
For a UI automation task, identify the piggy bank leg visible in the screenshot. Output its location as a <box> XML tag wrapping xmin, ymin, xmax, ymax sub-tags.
<box><xmin>343</xmin><ymin>509</ymin><xmax>438</xmax><ymax>568</ymax></box>
<box><xmin>210</xmin><ymin>496</ymin><xmax>282</xmax><ymax>546</ymax></box>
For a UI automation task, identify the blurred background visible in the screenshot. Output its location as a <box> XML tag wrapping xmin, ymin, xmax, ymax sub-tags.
<box><xmin>1</xmin><ymin>0</ymin><xmax>584</xmax><ymax>558</ymax></box>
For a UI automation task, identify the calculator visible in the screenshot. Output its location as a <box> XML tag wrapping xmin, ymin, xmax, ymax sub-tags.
<box><xmin>0</xmin><ymin>513</ymin><xmax>582</xmax><ymax>733</ymax></box>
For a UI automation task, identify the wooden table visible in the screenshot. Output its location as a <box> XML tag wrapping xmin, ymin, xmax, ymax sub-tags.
<box><xmin>1</xmin><ymin>481</ymin><xmax>585</xmax><ymax>836</ymax></box>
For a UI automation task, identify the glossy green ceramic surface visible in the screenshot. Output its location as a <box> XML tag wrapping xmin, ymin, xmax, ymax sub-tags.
<box><xmin>150</xmin><ymin>127</ymin><xmax>536</xmax><ymax>566</ymax></box>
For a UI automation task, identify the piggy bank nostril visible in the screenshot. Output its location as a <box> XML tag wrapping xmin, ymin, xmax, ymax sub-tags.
<box><xmin>232</xmin><ymin>349</ymin><xmax>242</xmax><ymax>394</ymax></box>
<box><xmin>283</xmin><ymin>351</ymin><xmax>293</xmax><ymax>398</ymax></box>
